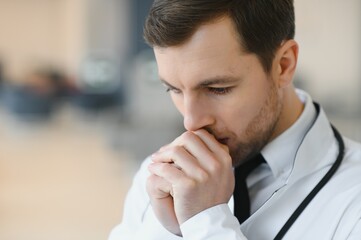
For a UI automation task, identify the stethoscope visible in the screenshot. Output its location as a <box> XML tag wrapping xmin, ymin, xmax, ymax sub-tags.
<box><xmin>274</xmin><ymin>103</ymin><xmax>345</xmax><ymax>239</ymax></box>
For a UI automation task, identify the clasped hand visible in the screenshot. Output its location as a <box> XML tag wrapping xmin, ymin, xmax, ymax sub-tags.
<box><xmin>146</xmin><ymin>129</ymin><xmax>234</xmax><ymax>236</ymax></box>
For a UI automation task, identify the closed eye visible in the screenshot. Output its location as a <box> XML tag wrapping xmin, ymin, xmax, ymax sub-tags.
<box><xmin>207</xmin><ymin>87</ymin><xmax>233</xmax><ymax>95</ymax></box>
<box><xmin>165</xmin><ymin>86</ymin><xmax>182</xmax><ymax>94</ymax></box>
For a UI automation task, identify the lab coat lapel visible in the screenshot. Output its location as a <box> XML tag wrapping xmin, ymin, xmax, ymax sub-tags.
<box><xmin>241</xmin><ymin>105</ymin><xmax>337</xmax><ymax>239</ymax></box>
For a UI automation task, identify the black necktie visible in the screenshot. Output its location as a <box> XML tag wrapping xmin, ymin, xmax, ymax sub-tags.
<box><xmin>234</xmin><ymin>153</ymin><xmax>265</xmax><ymax>224</ymax></box>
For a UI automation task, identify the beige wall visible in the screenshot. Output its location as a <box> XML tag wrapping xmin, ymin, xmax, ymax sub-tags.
<box><xmin>0</xmin><ymin>0</ymin><xmax>130</xmax><ymax>83</ymax></box>
<box><xmin>295</xmin><ymin>0</ymin><xmax>361</xmax><ymax>110</ymax></box>
<box><xmin>0</xmin><ymin>0</ymin><xmax>69</xmax><ymax>82</ymax></box>
<box><xmin>62</xmin><ymin>0</ymin><xmax>88</xmax><ymax>77</ymax></box>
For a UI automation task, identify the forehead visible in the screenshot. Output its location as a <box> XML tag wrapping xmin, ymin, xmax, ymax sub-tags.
<box><xmin>154</xmin><ymin>17</ymin><xmax>252</xmax><ymax>86</ymax></box>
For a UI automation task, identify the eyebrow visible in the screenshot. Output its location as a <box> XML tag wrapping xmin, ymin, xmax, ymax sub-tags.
<box><xmin>160</xmin><ymin>76</ymin><xmax>240</xmax><ymax>90</ymax></box>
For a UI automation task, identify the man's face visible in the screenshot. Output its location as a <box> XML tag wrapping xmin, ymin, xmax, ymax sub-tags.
<box><xmin>154</xmin><ymin>17</ymin><xmax>283</xmax><ymax>167</ymax></box>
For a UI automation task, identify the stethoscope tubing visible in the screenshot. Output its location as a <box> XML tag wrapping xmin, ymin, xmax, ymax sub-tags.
<box><xmin>274</xmin><ymin>104</ymin><xmax>345</xmax><ymax>239</ymax></box>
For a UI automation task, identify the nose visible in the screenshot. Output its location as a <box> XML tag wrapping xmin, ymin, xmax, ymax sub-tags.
<box><xmin>182</xmin><ymin>95</ymin><xmax>214</xmax><ymax>131</ymax></box>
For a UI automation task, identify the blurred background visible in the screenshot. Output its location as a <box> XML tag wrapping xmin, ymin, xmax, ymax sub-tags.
<box><xmin>0</xmin><ymin>0</ymin><xmax>360</xmax><ymax>239</ymax></box>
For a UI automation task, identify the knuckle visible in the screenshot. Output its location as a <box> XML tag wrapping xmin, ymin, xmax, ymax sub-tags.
<box><xmin>217</xmin><ymin>152</ymin><xmax>232</xmax><ymax>166</ymax></box>
<box><xmin>183</xmin><ymin>178</ymin><xmax>197</xmax><ymax>190</ymax></box>
<box><xmin>197</xmin><ymin>170</ymin><xmax>210</xmax><ymax>183</ymax></box>
<box><xmin>172</xmin><ymin>145</ymin><xmax>184</xmax><ymax>156</ymax></box>
<box><xmin>207</xmin><ymin>159</ymin><xmax>221</xmax><ymax>173</ymax></box>
<box><xmin>181</xmin><ymin>131</ymin><xmax>196</xmax><ymax>142</ymax></box>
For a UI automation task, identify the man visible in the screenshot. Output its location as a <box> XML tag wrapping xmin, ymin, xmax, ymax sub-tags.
<box><xmin>109</xmin><ymin>0</ymin><xmax>361</xmax><ymax>239</ymax></box>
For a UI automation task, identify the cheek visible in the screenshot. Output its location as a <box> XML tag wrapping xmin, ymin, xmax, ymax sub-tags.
<box><xmin>213</xmin><ymin>98</ymin><xmax>249</xmax><ymax>135</ymax></box>
<box><xmin>227</xmin><ymin>105</ymin><xmax>253</xmax><ymax>133</ymax></box>
<box><xmin>224</xmin><ymin>90</ymin><xmax>268</xmax><ymax>134</ymax></box>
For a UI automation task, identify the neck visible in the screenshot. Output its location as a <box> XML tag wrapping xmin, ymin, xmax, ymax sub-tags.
<box><xmin>271</xmin><ymin>86</ymin><xmax>304</xmax><ymax>141</ymax></box>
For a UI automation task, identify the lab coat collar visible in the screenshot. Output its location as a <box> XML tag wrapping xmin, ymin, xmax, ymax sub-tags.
<box><xmin>261</xmin><ymin>89</ymin><xmax>317</xmax><ymax>181</ymax></box>
<box><xmin>241</xmin><ymin>94</ymin><xmax>338</xmax><ymax>238</ymax></box>
<box><xmin>287</xmin><ymin>103</ymin><xmax>336</xmax><ymax>184</ymax></box>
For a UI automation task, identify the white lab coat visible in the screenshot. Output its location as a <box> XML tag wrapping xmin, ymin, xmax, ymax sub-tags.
<box><xmin>109</xmin><ymin>95</ymin><xmax>361</xmax><ymax>240</ymax></box>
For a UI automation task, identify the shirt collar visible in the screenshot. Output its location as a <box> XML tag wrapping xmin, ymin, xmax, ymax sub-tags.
<box><xmin>261</xmin><ymin>89</ymin><xmax>317</xmax><ymax>179</ymax></box>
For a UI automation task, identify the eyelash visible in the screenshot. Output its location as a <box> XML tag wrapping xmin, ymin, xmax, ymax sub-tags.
<box><xmin>207</xmin><ymin>87</ymin><xmax>233</xmax><ymax>95</ymax></box>
<box><xmin>166</xmin><ymin>87</ymin><xmax>181</xmax><ymax>94</ymax></box>
<box><xmin>165</xmin><ymin>87</ymin><xmax>233</xmax><ymax>95</ymax></box>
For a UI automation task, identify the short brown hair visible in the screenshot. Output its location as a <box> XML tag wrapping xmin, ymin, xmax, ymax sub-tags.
<box><xmin>144</xmin><ymin>0</ymin><xmax>295</xmax><ymax>72</ymax></box>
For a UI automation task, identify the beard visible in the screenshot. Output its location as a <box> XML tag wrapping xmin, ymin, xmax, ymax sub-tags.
<box><xmin>228</xmin><ymin>81</ymin><xmax>283</xmax><ymax>167</ymax></box>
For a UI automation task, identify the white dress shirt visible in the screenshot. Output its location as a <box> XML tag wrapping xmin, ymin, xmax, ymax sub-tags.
<box><xmin>109</xmin><ymin>90</ymin><xmax>361</xmax><ymax>240</ymax></box>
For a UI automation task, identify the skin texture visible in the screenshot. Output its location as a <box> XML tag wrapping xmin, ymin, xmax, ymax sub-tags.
<box><xmin>146</xmin><ymin>16</ymin><xmax>303</xmax><ymax>236</ymax></box>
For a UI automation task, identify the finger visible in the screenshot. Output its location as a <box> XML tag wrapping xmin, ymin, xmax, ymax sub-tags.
<box><xmin>153</xmin><ymin>131</ymin><xmax>229</xmax><ymax>175</ymax></box>
<box><xmin>147</xmin><ymin>174</ymin><xmax>173</xmax><ymax>197</ymax></box>
<box><xmin>154</xmin><ymin>132</ymin><xmax>215</xmax><ymax>167</ymax></box>
<box><xmin>193</xmin><ymin>129</ymin><xmax>230</xmax><ymax>159</ymax></box>
<box><xmin>152</xmin><ymin>144</ymin><xmax>197</xmax><ymax>168</ymax></box>
<box><xmin>151</xmin><ymin>145</ymin><xmax>174</xmax><ymax>163</ymax></box>
<box><xmin>193</xmin><ymin>129</ymin><xmax>229</xmax><ymax>152</ymax></box>
<box><xmin>148</xmin><ymin>162</ymin><xmax>187</xmax><ymax>185</ymax></box>
<box><xmin>151</xmin><ymin>142</ymin><xmax>179</xmax><ymax>163</ymax></box>
<box><xmin>171</xmin><ymin>131</ymin><xmax>231</xmax><ymax>173</ymax></box>
<box><xmin>173</xmin><ymin>131</ymin><xmax>218</xmax><ymax>166</ymax></box>
<box><xmin>152</xmin><ymin>146</ymin><xmax>207</xmax><ymax>180</ymax></box>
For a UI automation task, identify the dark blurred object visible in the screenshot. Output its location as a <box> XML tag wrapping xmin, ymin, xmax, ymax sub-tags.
<box><xmin>0</xmin><ymin>60</ymin><xmax>3</xmax><ymax>85</ymax></box>
<box><xmin>2</xmin><ymin>68</ymin><xmax>68</xmax><ymax>120</ymax></box>
<box><xmin>72</xmin><ymin>91</ymin><xmax>123</xmax><ymax>111</ymax></box>
<box><xmin>131</xmin><ymin>0</ymin><xmax>153</xmax><ymax>55</ymax></box>
<box><xmin>0</xmin><ymin>60</ymin><xmax>3</xmax><ymax>95</ymax></box>
<box><xmin>2</xmin><ymin>84</ymin><xmax>55</xmax><ymax>119</ymax></box>
<box><xmin>71</xmin><ymin>56</ymin><xmax>125</xmax><ymax>111</ymax></box>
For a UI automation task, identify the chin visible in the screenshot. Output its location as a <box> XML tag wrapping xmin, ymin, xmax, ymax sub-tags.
<box><xmin>229</xmin><ymin>141</ymin><xmax>265</xmax><ymax>167</ymax></box>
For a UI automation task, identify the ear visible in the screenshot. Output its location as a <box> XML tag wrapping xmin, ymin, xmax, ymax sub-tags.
<box><xmin>273</xmin><ymin>40</ymin><xmax>299</xmax><ymax>88</ymax></box>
